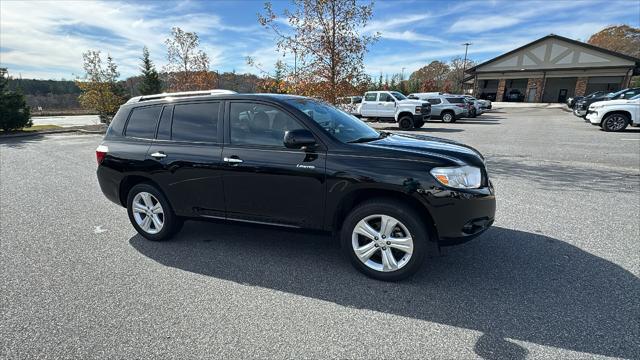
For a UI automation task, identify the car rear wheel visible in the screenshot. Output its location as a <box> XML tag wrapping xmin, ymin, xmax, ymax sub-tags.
<box><xmin>441</xmin><ymin>111</ymin><xmax>454</xmax><ymax>123</ymax></box>
<box><xmin>398</xmin><ymin>116</ymin><xmax>415</xmax><ymax>130</ymax></box>
<box><xmin>341</xmin><ymin>199</ymin><xmax>429</xmax><ymax>281</ymax></box>
<box><xmin>127</xmin><ymin>183</ymin><xmax>182</xmax><ymax>241</ymax></box>
<box><xmin>601</xmin><ymin>113</ymin><xmax>629</xmax><ymax>132</ymax></box>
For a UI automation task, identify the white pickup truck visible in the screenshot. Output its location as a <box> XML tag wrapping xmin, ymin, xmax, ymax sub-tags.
<box><xmin>359</xmin><ymin>91</ymin><xmax>431</xmax><ymax>130</ymax></box>
<box><xmin>586</xmin><ymin>94</ymin><xmax>640</xmax><ymax>132</ymax></box>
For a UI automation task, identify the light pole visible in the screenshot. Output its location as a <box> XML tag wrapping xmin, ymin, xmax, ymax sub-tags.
<box><xmin>401</xmin><ymin>67</ymin><xmax>406</xmax><ymax>80</ymax></box>
<box><xmin>461</xmin><ymin>42</ymin><xmax>472</xmax><ymax>92</ymax></box>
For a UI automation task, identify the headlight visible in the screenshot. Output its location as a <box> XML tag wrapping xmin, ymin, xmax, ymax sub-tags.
<box><xmin>415</xmin><ymin>106</ymin><xmax>422</xmax><ymax>113</ymax></box>
<box><xmin>430</xmin><ymin>166</ymin><xmax>482</xmax><ymax>189</ymax></box>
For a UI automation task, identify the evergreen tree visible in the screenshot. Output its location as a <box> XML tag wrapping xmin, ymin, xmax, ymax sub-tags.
<box><xmin>138</xmin><ymin>47</ymin><xmax>162</xmax><ymax>95</ymax></box>
<box><xmin>0</xmin><ymin>68</ymin><xmax>32</xmax><ymax>132</ymax></box>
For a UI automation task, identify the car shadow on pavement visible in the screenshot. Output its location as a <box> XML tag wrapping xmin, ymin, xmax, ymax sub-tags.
<box><xmin>0</xmin><ymin>133</ymin><xmax>46</xmax><ymax>148</ymax></box>
<box><xmin>130</xmin><ymin>223</ymin><xmax>639</xmax><ymax>359</ymax></box>
<box><xmin>487</xmin><ymin>155</ymin><xmax>640</xmax><ymax>193</ymax></box>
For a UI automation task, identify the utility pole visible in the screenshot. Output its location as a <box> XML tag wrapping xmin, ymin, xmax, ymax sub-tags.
<box><xmin>293</xmin><ymin>47</ymin><xmax>297</xmax><ymax>93</ymax></box>
<box><xmin>401</xmin><ymin>67</ymin><xmax>406</xmax><ymax>80</ymax></box>
<box><xmin>461</xmin><ymin>42</ymin><xmax>472</xmax><ymax>93</ymax></box>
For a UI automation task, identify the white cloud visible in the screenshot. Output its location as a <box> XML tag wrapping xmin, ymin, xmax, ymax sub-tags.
<box><xmin>449</xmin><ymin>16</ymin><xmax>521</xmax><ymax>33</ymax></box>
<box><xmin>0</xmin><ymin>0</ymin><xmax>262</xmax><ymax>79</ymax></box>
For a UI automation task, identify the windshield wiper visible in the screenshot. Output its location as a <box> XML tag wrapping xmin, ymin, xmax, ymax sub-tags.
<box><xmin>347</xmin><ymin>131</ymin><xmax>389</xmax><ymax>143</ymax></box>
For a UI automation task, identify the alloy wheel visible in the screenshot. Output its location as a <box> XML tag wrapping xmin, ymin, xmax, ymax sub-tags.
<box><xmin>605</xmin><ymin>115</ymin><xmax>626</xmax><ymax>131</ymax></box>
<box><xmin>132</xmin><ymin>192</ymin><xmax>164</xmax><ymax>234</ymax></box>
<box><xmin>351</xmin><ymin>214</ymin><xmax>414</xmax><ymax>272</ymax></box>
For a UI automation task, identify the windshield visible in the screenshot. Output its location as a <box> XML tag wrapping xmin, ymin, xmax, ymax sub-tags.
<box><xmin>390</xmin><ymin>91</ymin><xmax>407</xmax><ymax>100</ymax></box>
<box><xmin>285</xmin><ymin>98</ymin><xmax>380</xmax><ymax>143</ymax></box>
<box><xmin>608</xmin><ymin>89</ymin><xmax>628</xmax><ymax>99</ymax></box>
<box><xmin>630</xmin><ymin>94</ymin><xmax>640</xmax><ymax>100</ymax></box>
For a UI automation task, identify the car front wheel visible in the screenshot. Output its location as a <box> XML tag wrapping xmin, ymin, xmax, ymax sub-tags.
<box><xmin>601</xmin><ymin>113</ymin><xmax>629</xmax><ymax>132</ymax></box>
<box><xmin>441</xmin><ymin>111</ymin><xmax>454</xmax><ymax>123</ymax></box>
<box><xmin>341</xmin><ymin>199</ymin><xmax>429</xmax><ymax>281</ymax></box>
<box><xmin>127</xmin><ymin>183</ymin><xmax>182</xmax><ymax>241</ymax></box>
<box><xmin>398</xmin><ymin>116</ymin><xmax>415</xmax><ymax>130</ymax></box>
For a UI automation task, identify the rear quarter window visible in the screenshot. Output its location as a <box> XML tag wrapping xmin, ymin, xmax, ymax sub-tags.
<box><xmin>125</xmin><ymin>106</ymin><xmax>162</xmax><ymax>139</ymax></box>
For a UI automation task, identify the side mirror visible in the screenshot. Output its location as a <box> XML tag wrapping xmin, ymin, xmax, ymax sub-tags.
<box><xmin>284</xmin><ymin>129</ymin><xmax>316</xmax><ymax>149</ymax></box>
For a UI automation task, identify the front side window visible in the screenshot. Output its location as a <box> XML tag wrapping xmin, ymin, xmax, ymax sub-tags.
<box><xmin>229</xmin><ymin>103</ymin><xmax>304</xmax><ymax>147</ymax></box>
<box><xmin>285</xmin><ymin>98</ymin><xmax>379</xmax><ymax>143</ymax></box>
<box><xmin>125</xmin><ymin>106</ymin><xmax>162</xmax><ymax>139</ymax></box>
<box><xmin>171</xmin><ymin>102</ymin><xmax>219</xmax><ymax>142</ymax></box>
<box><xmin>380</xmin><ymin>93</ymin><xmax>394</xmax><ymax>102</ymax></box>
<box><xmin>390</xmin><ymin>91</ymin><xmax>407</xmax><ymax>100</ymax></box>
<box><xmin>364</xmin><ymin>93</ymin><xmax>377</xmax><ymax>101</ymax></box>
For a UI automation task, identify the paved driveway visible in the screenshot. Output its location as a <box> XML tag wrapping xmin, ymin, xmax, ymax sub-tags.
<box><xmin>1</xmin><ymin>108</ymin><xmax>638</xmax><ymax>359</ymax></box>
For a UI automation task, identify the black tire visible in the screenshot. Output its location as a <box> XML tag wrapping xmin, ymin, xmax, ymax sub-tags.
<box><xmin>601</xmin><ymin>113</ymin><xmax>629</xmax><ymax>132</ymax></box>
<box><xmin>398</xmin><ymin>116</ymin><xmax>415</xmax><ymax>130</ymax></box>
<box><xmin>470</xmin><ymin>108</ymin><xmax>477</xmax><ymax>118</ymax></box>
<box><xmin>340</xmin><ymin>198</ymin><xmax>430</xmax><ymax>281</ymax></box>
<box><xmin>414</xmin><ymin>119</ymin><xmax>425</xmax><ymax>128</ymax></box>
<box><xmin>126</xmin><ymin>183</ymin><xmax>183</xmax><ymax>241</ymax></box>
<box><xmin>441</xmin><ymin>111</ymin><xmax>455</xmax><ymax>123</ymax></box>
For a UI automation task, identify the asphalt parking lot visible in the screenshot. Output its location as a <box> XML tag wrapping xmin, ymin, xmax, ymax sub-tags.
<box><xmin>1</xmin><ymin>107</ymin><xmax>639</xmax><ymax>359</ymax></box>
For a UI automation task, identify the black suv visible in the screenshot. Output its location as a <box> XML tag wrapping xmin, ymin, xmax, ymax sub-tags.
<box><xmin>96</xmin><ymin>90</ymin><xmax>496</xmax><ymax>281</ymax></box>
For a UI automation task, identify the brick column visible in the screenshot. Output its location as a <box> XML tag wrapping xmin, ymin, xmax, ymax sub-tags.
<box><xmin>496</xmin><ymin>79</ymin><xmax>506</xmax><ymax>101</ymax></box>
<box><xmin>525</xmin><ymin>78</ymin><xmax>544</xmax><ymax>103</ymax></box>
<box><xmin>575</xmin><ymin>77</ymin><xmax>588</xmax><ymax>97</ymax></box>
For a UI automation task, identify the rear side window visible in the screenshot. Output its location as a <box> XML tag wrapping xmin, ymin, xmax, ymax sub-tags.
<box><xmin>125</xmin><ymin>106</ymin><xmax>162</xmax><ymax>139</ymax></box>
<box><xmin>171</xmin><ymin>102</ymin><xmax>219</xmax><ymax>142</ymax></box>
<box><xmin>446</xmin><ymin>97</ymin><xmax>465</xmax><ymax>104</ymax></box>
<box><xmin>364</xmin><ymin>93</ymin><xmax>377</xmax><ymax>101</ymax></box>
<box><xmin>427</xmin><ymin>98</ymin><xmax>442</xmax><ymax>105</ymax></box>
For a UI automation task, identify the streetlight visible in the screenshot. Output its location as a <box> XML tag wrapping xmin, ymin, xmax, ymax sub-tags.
<box><xmin>461</xmin><ymin>42</ymin><xmax>472</xmax><ymax>92</ymax></box>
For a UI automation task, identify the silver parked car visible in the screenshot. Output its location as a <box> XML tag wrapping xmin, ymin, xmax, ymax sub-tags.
<box><xmin>408</xmin><ymin>93</ymin><xmax>468</xmax><ymax>123</ymax></box>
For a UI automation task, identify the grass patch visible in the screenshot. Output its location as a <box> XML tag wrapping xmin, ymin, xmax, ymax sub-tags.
<box><xmin>0</xmin><ymin>124</ymin><xmax>62</xmax><ymax>134</ymax></box>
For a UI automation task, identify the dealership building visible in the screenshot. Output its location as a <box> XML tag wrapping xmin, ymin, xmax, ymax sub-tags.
<box><xmin>465</xmin><ymin>34</ymin><xmax>640</xmax><ymax>103</ymax></box>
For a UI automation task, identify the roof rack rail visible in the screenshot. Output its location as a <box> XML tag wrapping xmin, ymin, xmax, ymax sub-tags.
<box><xmin>126</xmin><ymin>89</ymin><xmax>237</xmax><ymax>104</ymax></box>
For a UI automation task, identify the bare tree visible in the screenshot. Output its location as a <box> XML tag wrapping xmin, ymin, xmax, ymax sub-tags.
<box><xmin>257</xmin><ymin>0</ymin><xmax>378</xmax><ymax>103</ymax></box>
<box><xmin>164</xmin><ymin>27</ymin><xmax>214</xmax><ymax>91</ymax></box>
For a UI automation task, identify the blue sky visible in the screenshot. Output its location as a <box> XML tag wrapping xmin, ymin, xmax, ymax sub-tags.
<box><xmin>1</xmin><ymin>0</ymin><xmax>638</xmax><ymax>80</ymax></box>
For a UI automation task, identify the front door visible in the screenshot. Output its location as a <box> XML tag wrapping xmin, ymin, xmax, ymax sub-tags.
<box><xmin>146</xmin><ymin>101</ymin><xmax>226</xmax><ymax>218</ymax></box>
<box><xmin>221</xmin><ymin>101</ymin><xmax>326</xmax><ymax>228</ymax></box>
<box><xmin>378</xmin><ymin>93</ymin><xmax>396</xmax><ymax>117</ymax></box>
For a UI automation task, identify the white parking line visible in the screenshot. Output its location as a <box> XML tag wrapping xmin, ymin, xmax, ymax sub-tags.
<box><xmin>620</xmin><ymin>138</ymin><xmax>640</xmax><ymax>141</ymax></box>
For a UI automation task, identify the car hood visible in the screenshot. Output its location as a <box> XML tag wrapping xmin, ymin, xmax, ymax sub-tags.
<box><xmin>398</xmin><ymin>99</ymin><xmax>424</xmax><ymax>106</ymax></box>
<box><xmin>362</xmin><ymin>133</ymin><xmax>485</xmax><ymax>167</ymax></box>
<box><xmin>590</xmin><ymin>99</ymin><xmax>639</xmax><ymax>107</ymax></box>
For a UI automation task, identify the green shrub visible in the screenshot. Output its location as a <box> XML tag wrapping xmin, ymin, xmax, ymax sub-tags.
<box><xmin>0</xmin><ymin>68</ymin><xmax>32</xmax><ymax>132</ymax></box>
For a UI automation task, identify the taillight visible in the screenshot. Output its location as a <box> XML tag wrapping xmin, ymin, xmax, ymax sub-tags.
<box><xmin>96</xmin><ymin>145</ymin><xmax>108</xmax><ymax>165</ymax></box>
<box><xmin>456</xmin><ymin>104</ymin><xmax>466</xmax><ymax>108</ymax></box>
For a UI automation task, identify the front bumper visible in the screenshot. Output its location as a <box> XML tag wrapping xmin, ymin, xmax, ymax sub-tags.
<box><xmin>574</xmin><ymin>108</ymin><xmax>587</xmax><ymax>117</ymax></box>
<box><xmin>420</xmin><ymin>182</ymin><xmax>496</xmax><ymax>246</ymax></box>
<box><xmin>413</xmin><ymin>113</ymin><xmax>431</xmax><ymax>121</ymax></box>
<box><xmin>586</xmin><ymin>111</ymin><xmax>601</xmax><ymax>124</ymax></box>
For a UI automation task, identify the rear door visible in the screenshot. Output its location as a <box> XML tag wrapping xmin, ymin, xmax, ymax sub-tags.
<box><xmin>220</xmin><ymin>101</ymin><xmax>326</xmax><ymax>228</ymax></box>
<box><xmin>360</xmin><ymin>92</ymin><xmax>379</xmax><ymax>117</ymax></box>
<box><xmin>146</xmin><ymin>101</ymin><xmax>226</xmax><ymax>218</ymax></box>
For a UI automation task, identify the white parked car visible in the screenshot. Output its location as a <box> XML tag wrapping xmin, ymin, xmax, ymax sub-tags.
<box><xmin>359</xmin><ymin>91</ymin><xmax>431</xmax><ymax>130</ymax></box>
<box><xmin>586</xmin><ymin>94</ymin><xmax>640</xmax><ymax>132</ymax></box>
<box><xmin>336</xmin><ymin>96</ymin><xmax>363</xmax><ymax>117</ymax></box>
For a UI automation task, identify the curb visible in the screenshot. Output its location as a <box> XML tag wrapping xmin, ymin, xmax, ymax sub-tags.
<box><xmin>0</xmin><ymin>129</ymin><xmax>105</xmax><ymax>139</ymax></box>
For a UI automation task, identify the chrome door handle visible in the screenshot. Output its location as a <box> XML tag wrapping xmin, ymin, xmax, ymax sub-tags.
<box><xmin>151</xmin><ymin>151</ymin><xmax>167</xmax><ymax>159</ymax></box>
<box><xmin>224</xmin><ymin>157</ymin><xmax>243</xmax><ymax>164</ymax></box>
